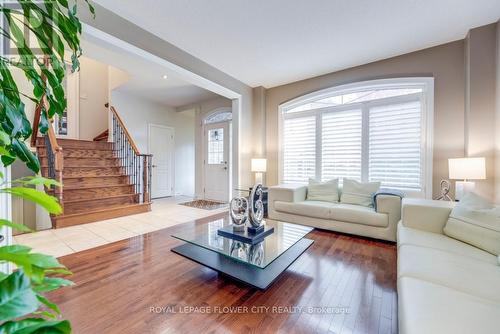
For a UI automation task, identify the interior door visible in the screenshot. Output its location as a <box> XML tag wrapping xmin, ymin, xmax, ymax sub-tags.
<box><xmin>204</xmin><ymin>122</ymin><xmax>229</xmax><ymax>202</ymax></box>
<box><xmin>149</xmin><ymin>125</ymin><xmax>174</xmax><ymax>198</ymax></box>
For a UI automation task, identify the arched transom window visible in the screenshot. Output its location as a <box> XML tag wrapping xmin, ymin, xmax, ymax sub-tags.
<box><xmin>205</xmin><ymin>111</ymin><xmax>232</xmax><ymax>124</ymax></box>
<box><xmin>279</xmin><ymin>78</ymin><xmax>434</xmax><ymax>197</ymax></box>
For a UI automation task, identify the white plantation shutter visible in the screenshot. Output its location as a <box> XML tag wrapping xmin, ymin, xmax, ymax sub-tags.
<box><xmin>283</xmin><ymin>116</ymin><xmax>316</xmax><ymax>183</ymax></box>
<box><xmin>368</xmin><ymin>101</ymin><xmax>422</xmax><ymax>189</ymax></box>
<box><xmin>321</xmin><ymin>110</ymin><xmax>362</xmax><ymax>182</ymax></box>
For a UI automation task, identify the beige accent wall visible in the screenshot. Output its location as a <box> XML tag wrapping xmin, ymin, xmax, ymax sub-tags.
<box><xmin>265</xmin><ymin>40</ymin><xmax>466</xmax><ymax>199</ymax></box>
<box><xmin>465</xmin><ymin>24</ymin><xmax>497</xmax><ymax>200</ymax></box>
<box><xmin>252</xmin><ymin>86</ymin><xmax>267</xmax><ymax>158</ymax></box>
<box><xmin>496</xmin><ymin>21</ymin><xmax>500</xmax><ymax>203</ymax></box>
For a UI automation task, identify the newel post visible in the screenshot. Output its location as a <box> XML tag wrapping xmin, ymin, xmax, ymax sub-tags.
<box><xmin>143</xmin><ymin>155</ymin><xmax>149</xmax><ymax>203</ymax></box>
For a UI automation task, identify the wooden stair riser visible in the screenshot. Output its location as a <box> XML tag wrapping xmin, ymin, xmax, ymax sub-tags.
<box><xmin>40</xmin><ymin>157</ymin><xmax>119</xmax><ymax>168</ymax></box>
<box><xmin>52</xmin><ymin>203</ymin><xmax>151</xmax><ymax>228</ymax></box>
<box><xmin>63</xmin><ymin>176</ymin><xmax>131</xmax><ymax>187</ymax></box>
<box><xmin>62</xmin><ymin>185</ymin><xmax>135</xmax><ymax>201</ymax></box>
<box><xmin>43</xmin><ymin>166</ymin><xmax>124</xmax><ymax>177</ymax></box>
<box><xmin>63</xmin><ymin>194</ymin><xmax>139</xmax><ymax>215</ymax></box>
<box><xmin>37</xmin><ymin>138</ymin><xmax>112</xmax><ymax>150</ymax></box>
<box><xmin>38</xmin><ymin>149</ymin><xmax>116</xmax><ymax>159</ymax></box>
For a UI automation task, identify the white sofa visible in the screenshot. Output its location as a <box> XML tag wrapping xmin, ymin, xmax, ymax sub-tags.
<box><xmin>268</xmin><ymin>184</ymin><xmax>402</xmax><ymax>241</ymax></box>
<box><xmin>398</xmin><ymin>198</ymin><xmax>500</xmax><ymax>334</ymax></box>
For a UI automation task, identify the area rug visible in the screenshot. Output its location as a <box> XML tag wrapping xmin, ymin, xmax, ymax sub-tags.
<box><xmin>179</xmin><ymin>199</ymin><xmax>228</xmax><ymax>210</ymax></box>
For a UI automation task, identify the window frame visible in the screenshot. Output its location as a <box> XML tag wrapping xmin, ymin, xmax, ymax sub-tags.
<box><xmin>278</xmin><ymin>78</ymin><xmax>434</xmax><ymax>198</ymax></box>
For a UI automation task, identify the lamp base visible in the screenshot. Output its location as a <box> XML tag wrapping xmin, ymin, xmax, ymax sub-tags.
<box><xmin>455</xmin><ymin>181</ymin><xmax>475</xmax><ymax>201</ymax></box>
<box><xmin>255</xmin><ymin>172</ymin><xmax>263</xmax><ymax>185</ymax></box>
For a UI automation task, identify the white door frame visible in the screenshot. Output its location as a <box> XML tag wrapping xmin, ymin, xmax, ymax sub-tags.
<box><xmin>148</xmin><ymin>123</ymin><xmax>175</xmax><ymax>198</ymax></box>
<box><xmin>201</xmin><ymin>108</ymin><xmax>233</xmax><ymax>202</ymax></box>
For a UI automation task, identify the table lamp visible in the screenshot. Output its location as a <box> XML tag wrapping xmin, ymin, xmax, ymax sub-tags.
<box><xmin>448</xmin><ymin>157</ymin><xmax>486</xmax><ymax>201</ymax></box>
<box><xmin>251</xmin><ymin>158</ymin><xmax>267</xmax><ymax>185</ymax></box>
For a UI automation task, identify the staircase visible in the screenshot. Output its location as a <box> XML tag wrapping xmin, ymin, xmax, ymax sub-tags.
<box><xmin>36</xmin><ymin>138</ymin><xmax>151</xmax><ymax>228</ymax></box>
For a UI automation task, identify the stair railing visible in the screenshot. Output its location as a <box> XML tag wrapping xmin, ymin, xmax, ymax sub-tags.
<box><xmin>109</xmin><ymin>105</ymin><xmax>152</xmax><ymax>204</ymax></box>
<box><xmin>31</xmin><ymin>57</ymin><xmax>64</xmax><ymax>209</ymax></box>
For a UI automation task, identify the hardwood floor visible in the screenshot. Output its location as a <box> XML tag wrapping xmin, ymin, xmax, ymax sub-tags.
<box><xmin>48</xmin><ymin>212</ymin><xmax>397</xmax><ymax>334</ymax></box>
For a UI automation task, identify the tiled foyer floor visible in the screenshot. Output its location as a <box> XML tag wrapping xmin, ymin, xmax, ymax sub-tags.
<box><xmin>13</xmin><ymin>196</ymin><xmax>227</xmax><ymax>258</ymax></box>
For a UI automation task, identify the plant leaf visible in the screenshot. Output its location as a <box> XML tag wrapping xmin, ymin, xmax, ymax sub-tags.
<box><xmin>14</xmin><ymin>176</ymin><xmax>61</xmax><ymax>188</ymax></box>
<box><xmin>0</xmin><ymin>271</ymin><xmax>39</xmax><ymax>322</ymax></box>
<box><xmin>36</xmin><ymin>294</ymin><xmax>60</xmax><ymax>315</ymax></box>
<box><xmin>0</xmin><ymin>245</ymin><xmax>65</xmax><ymax>278</ymax></box>
<box><xmin>0</xmin><ymin>219</ymin><xmax>32</xmax><ymax>233</ymax></box>
<box><xmin>33</xmin><ymin>277</ymin><xmax>73</xmax><ymax>293</ymax></box>
<box><xmin>0</xmin><ymin>318</ymin><xmax>71</xmax><ymax>334</ymax></box>
<box><xmin>0</xmin><ymin>187</ymin><xmax>61</xmax><ymax>214</ymax></box>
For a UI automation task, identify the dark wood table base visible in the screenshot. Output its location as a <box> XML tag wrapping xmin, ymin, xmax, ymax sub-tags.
<box><xmin>171</xmin><ymin>238</ymin><xmax>314</xmax><ymax>290</ymax></box>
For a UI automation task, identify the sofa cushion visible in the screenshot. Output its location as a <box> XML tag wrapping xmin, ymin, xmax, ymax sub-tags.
<box><xmin>398</xmin><ymin>244</ymin><xmax>500</xmax><ymax>303</ymax></box>
<box><xmin>398</xmin><ymin>276</ymin><xmax>500</xmax><ymax>334</ymax></box>
<box><xmin>306</xmin><ymin>178</ymin><xmax>339</xmax><ymax>203</ymax></box>
<box><xmin>274</xmin><ymin>200</ymin><xmax>332</xmax><ymax>220</ymax></box>
<box><xmin>340</xmin><ymin>179</ymin><xmax>380</xmax><ymax>207</ymax></box>
<box><xmin>274</xmin><ymin>201</ymin><xmax>388</xmax><ymax>227</ymax></box>
<box><xmin>443</xmin><ymin>193</ymin><xmax>500</xmax><ymax>255</ymax></box>
<box><xmin>397</xmin><ymin>223</ymin><xmax>497</xmax><ymax>264</ymax></box>
<box><xmin>328</xmin><ymin>203</ymin><xmax>388</xmax><ymax>227</ymax></box>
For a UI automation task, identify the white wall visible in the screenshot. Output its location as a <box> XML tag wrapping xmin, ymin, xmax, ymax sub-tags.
<box><xmin>79</xmin><ymin>3</ymin><xmax>254</xmax><ymax>194</ymax></box>
<box><xmin>79</xmin><ymin>56</ymin><xmax>109</xmax><ymax>140</ymax></box>
<box><xmin>111</xmin><ymin>91</ymin><xmax>195</xmax><ymax>197</ymax></box>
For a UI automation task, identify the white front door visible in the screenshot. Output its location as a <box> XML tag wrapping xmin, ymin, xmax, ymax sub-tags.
<box><xmin>149</xmin><ymin>125</ymin><xmax>174</xmax><ymax>198</ymax></box>
<box><xmin>204</xmin><ymin>122</ymin><xmax>230</xmax><ymax>202</ymax></box>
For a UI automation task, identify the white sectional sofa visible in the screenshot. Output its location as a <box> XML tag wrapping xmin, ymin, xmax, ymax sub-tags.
<box><xmin>398</xmin><ymin>198</ymin><xmax>500</xmax><ymax>334</ymax></box>
<box><xmin>268</xmin><ymin>184</ymin><xmax>402</xmax><ymax>241</ymax></box>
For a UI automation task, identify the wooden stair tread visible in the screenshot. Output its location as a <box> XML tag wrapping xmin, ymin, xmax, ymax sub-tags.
<box><xmin>64</xmin><ymin>184</ymin><xmax>133</xmax><ymax>191</ymax></box>
<box><xmin>63</xmin><ymin>193</ymin><xmax>138</xmax><ymax>204</ymax></box>
<box><xmin>36</xmin><ymin>136</ymin><xmax>148</xmax><ymax>228</ymax></box>
<box><xmin>63</xmin><ymin>174</ymin><xmax>127</xmax><ymax>179</ymax></box>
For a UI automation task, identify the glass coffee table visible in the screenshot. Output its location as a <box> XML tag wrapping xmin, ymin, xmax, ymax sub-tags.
<box><xmin>171</xmin><ymin>216</ymin><xmax>314</xmax><ymax>290</ymax></box>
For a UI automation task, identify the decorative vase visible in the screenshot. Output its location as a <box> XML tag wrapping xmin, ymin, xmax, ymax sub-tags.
<box><xmin>248</xmin><ymin>183</ymin><xmax>265</xmax><ymax>234</ymax></box>
<box><xmin>229</xmin><ymin>197</ymin><xmax>248</xmax><ymax>232</ymax></box>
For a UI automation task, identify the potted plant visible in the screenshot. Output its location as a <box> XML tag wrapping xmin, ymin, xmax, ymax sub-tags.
<box><xmin>0</xmin><ymin>1</ymin><xmax>94</xmax><ymax>332</ymax></box>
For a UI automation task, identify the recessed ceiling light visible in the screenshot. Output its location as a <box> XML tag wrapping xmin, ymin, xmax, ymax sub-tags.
<box><xmin>162</xmin><ymin>75</ymin><xmax>168</xmax><ymax>79</ymax></box>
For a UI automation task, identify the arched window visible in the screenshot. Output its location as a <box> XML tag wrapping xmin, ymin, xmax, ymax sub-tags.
<box><xmin>279</xmin><ymin>78</ymin><xmax>434</xmax><ymax>198</ymax></box>
<box><xmin>205</xmin><ymin>110</ymin><xmax>232</xmax><ymax>124</ymax></box>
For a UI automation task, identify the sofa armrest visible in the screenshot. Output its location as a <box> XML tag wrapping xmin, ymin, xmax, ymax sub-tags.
<box><xmin>401</xmin><ymin>198</ymin><xmax>455</xmax><ymax>234</ymax></box>
<box><xmin>376</xmin><ymin>195</ymin><xmax>402</xmax><ymax>227</ymax></box>
<box><xmin>268</xmin><ymin>184</ymin><xmax>307</xmax><ymax>220</ymax></box>
<box><xmin>268</xmin><ymin>184</ymin><xmax>307</xmax><ymax>204</ymax></box>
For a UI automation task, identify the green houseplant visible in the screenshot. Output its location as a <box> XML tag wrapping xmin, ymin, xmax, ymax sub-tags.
<box><xmin>0</xmin><ymin>1</ymin><xmax>94</xmax><ymax>332</ymax></box>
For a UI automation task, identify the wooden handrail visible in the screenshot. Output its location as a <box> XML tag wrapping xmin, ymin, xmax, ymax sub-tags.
<box><xmin>109</xmin><ymin>106</ymin><xmax>141</xmax><ymax>155</ymax></box>
<box><xmin>30</xmin><ymin>56</ymin><xmax>64</xmax><ymax>213</ymax></box>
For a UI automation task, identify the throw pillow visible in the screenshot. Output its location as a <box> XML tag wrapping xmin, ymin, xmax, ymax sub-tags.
<box><xmin>443</xmin><ymin>193</ymin><xmax>500</xmax><ymax>256</ymax></box>
<box><xmin>340</xmin><ymin>179</ymin><xmax>380</xmax><ymax>207</ymax></box>
<box><xmin>306</xmin><ymin>178</ymin><xmax>339</xmax><ymax>203</ymax></box>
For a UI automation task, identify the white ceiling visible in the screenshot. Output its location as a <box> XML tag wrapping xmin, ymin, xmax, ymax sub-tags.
<box><xmin>95</xmin><ymin>0</ymin><xmax>500</xmax><ymax>88</ymax></box>
<box><xmin>81</xmin><ymin>36</ymin><xmax>218</xmax><ymax>107</ymax></box>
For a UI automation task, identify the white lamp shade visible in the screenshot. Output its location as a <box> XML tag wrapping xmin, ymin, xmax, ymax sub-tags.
<box><xmin>448</xmin><ymin>157</ymin><xmax>486</xmax><ymax>180</ymax></box>
<box><xmin>251</xmin><ymin>158</ymin><xmax>267</xmax><ymax>172</ymax></box>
